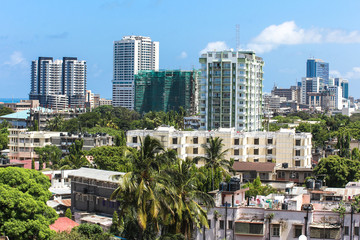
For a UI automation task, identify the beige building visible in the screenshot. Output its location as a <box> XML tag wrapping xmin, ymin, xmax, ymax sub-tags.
<box><xmin>4</xmin><ymin>100</ymin><xmax>39</xmax><ymax>112</ymax></box>
<box><xmin>8</xmin><ymin>128</ymin><xmax>63</xmax><ymax>160</ymax></box>
<box><xmin>126</xmin><ymin>127</ymin><xmax>312</xmax><ymax>168</ymax></box>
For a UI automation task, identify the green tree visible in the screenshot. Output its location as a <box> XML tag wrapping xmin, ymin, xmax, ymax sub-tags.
<box><xmin>243</xmin><ymin>176</ymin><xmax>277</xmax><ymax>198</ymax></box>
<box><xmin>45</xmin><ymin>115</ymin><xmax>64</xmax><ymax>131</ymax></box>
<box><xmin>0</xmin><ymin>168</ymin><xmax>57</xmax><ymax>239</ymax></box>
<box><xmin>0</xmin><ymin>106</ymin><xmax>14</xmax><ymax>116</ymax></box>
<box><xmin>194</xmin><ymin>136</ymin><xmax>231</xmax><ymax>191</ymax></box>
<box><xmin>60</xmin><ymin>140</ymin><xmax>89</xmax><ymax>169</ymax></box>
<box><xmin>110</xmin><ymin>211</ymin><xmax>121</xmax><ymax>236</ymax></box>
<box><xmin>313</xmin><ymin>155</ymin><xmax>360</xmax><ymax>187</ymax></box>
<box><xmin>35</xmin><ymin>145</ymin><xmax>63</xmax><ymax>170</ymax></box>
<box><xmin>65</xmin><ymin>208</ymin><xmax>72</xmax><ymax>219</ymax></box>
<box><xmin>352</xmin><ymin>148</ymin><xmax>360</xmax><ymax>160</ymax></box>
<box><xmin>87</xmin><ymin>146</ymin><xmax>132</xmax><ymax>172</ymax></box>
<box><xmin>0</xmin><ymin>127</ymin><xmax>9</xmax><ymax>150</ymax></box>
<box><xmin>162</xmin><ymin>158</ymin><xmax>214</xmax><ymax>239</ymax></box>
<box><xmin>110</xmin><ymin>135</ymin><xmax>176</xmax><ymax>239</ymax></box>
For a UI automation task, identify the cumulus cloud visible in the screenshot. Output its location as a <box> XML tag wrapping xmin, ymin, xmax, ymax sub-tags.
<box><xmin>4</xmin><ymin>51</ymin><xmax>26</xmax><ymax>67</ymax></box>
<box><xmin>330</xmin><ymin>67</ymin><xmax>360</xmax><ymax>80</ymax></box>
<box><xmin>247</xmin><ymin>21</ymin><xmax>360</xmax><ymax>53</ymax></box>
<box><xmin>178</xmin><ymin>51</ymin><xmax>187</xmax><ymax>59</ymax></box>
<box><xmin>200</xmin><ymin>41</ymin><xmax>230</xmax><ymax>55</ymax></box>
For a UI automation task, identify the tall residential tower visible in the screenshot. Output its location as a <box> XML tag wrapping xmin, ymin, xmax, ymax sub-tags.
<box><xmin>112</xmin><ymin>36</ymin><xmax>159</xmax><ymax>109</ymax></box>
<box><xmin>29</xmin><ymin>57</ymin><xmax>86</xmax><ymax>109</ymax></box>
<box><xmin>199</xmin><ymin>50</ymin><xmax>264</xmax><ymax>131</ymax></box>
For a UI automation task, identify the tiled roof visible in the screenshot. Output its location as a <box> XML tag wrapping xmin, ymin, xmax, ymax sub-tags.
<box><xmin>232</xmin><ymin>162</ymin><xmax>276</xmax><ymax>172</ymax></box>
<box><xmin>50</xmin><ymin>217</ymin><xmax>79</xmax><ymax>232</ymax></box>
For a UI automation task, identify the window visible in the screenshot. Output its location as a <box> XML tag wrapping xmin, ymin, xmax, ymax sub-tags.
<box><xmin>310</xmin><ymin>227</ymin><xmax>340</xmax><ymax>239</ymax></box>
<box><xmin>277</xmin><ymin>171</ymin><xmax>285</xmax><ymax>179</ymax></box>
<box><xmin>234</xmin><ymin>138</ymin><xmax>239</xmax><ymax>145</ymax></box>
<box><xmin>234</xmin><ymin>149</ymin><xmax>239</xmax><ymax>156</ymax></box>
<box><xmin>254</xmin><ymin>159</ymin><xmax>259</xmax><ymax>162</ymax></box>
<box><xmin>193</xmin><ymin>137</ymin><xmax>198</xmax><ymax>144</ymax></box>
<box><xmin>228</xmin><ymin>221</ymin><xmax>233</xmax><ymax>230</ymax></box>
<box><xmin>235</xmin><ymin>222</ymin><xmax>264</xmax><ymax>235</ymax></box>
<box><xmin>172</xmin><ymin>137</ymin><xmax>178</xmax><ymax>144</ymax></box>
<box><xmin>272</xmin><ymin>224</ymin><xmax>280</xmax><ymax>237</ymax></box>
<box><xmin>296</xmin><ymin>139</ymin><xmax>301</xmax><ymax>146</ymax></box>
<box><xmin>295</xmin><ymin>150</ymin><xmax>301</xmax><ymax>156</ymax></box>
<box><xmin>355</xmin><ymin>227</ymin><xmax>359</xmax><ymax>236</ymax></box>
<box><xmin>208</xmin><ymin>219</ymin><xmax>211</xmax><ymax>228</ymax></box>
<box><xmin>132</xmin><ymin>137</ymin><xmax>137</xmax><ymax>143</ymax></box>
<box><xmin>294</xmin><ymin>225</ymin><xmax>303</xmax><ymax>238</ymax></box>
<box><xmin>254</xmin><ymin>138</ymin><xmax>259</xmax><ymax>145</ymax></box>
<box><xmin>267</xmin><ymin>158</ymin><xmax>273</xmax><ymax>163</ymax></box>
<box><xmin>193</xmin><ymin>148</ymin><xmax>198</xmax><ymax>154</ymax></box>
<box><xmin>34</xmin><ymin>138</ymin><xmax>40</xmax><ymax>143</ymax></box>
<box><xmin>344</xmin><ymin>226</ymin><xmax>349</xmax><ymax>235</ymax></box>
<box><xmin>254</xmin><ymin>149</ymin><xmax>259</xmax><ymax>155</ymax></box>
<box><xmin>206</xmin><ymin>138</ymin><xmax>210</xmax><ymax>143</ymax></box>
<box><xmin>267</xmin><ymin>149</ymin><xmax>272</xmax><ymax>155</ymax></box>
<box><xmin>268</xmin><ymin>138</ymin><xmax>273</xmax><ymax>144</ymax></box>
<box><xmin>220</xmin><ymin>220</ymin><xmax>225</xmax><ymax>230</ymax></box>
<box><xmin>295</xmin><ymin>160</ymin><xmax>301</xmax><ymax>167</ymax></box>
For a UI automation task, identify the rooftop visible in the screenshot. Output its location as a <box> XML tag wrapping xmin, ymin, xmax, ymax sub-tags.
<box><xmin>233</xmin><ymin>162</ymin><xmax>276</xmax><ymax>172</ymax></box>
<box><xmin>68</xmin><ymin>167</ymin><xmax>125</xmax><ymax>183</ymax></box>
<box><xmin>50</xmin><ymin>217</ymin><xmax>79</xmax><ymax>232</ymax></box>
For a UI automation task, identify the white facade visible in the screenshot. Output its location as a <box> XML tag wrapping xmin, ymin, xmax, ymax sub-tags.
<box><xmin>199</xmin><ymin>50</ymin><xmax>264</xmax><ymax>131</ymax></box>
<box><xmin>112</xmin><ymin>35</ymin><xmax>159</xmax><ymax>109</ymax></box>
<box><xmin>328</xmin><ymin>86</ymin><xmax>343</xmax><ymax>110</ymax></box>
<box><xmin>300</xmin><ymin>77</ymin><xmax>325</xmax><ymax>104</ymax></box>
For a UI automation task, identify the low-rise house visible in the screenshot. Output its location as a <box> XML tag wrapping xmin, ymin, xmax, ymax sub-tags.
<box><xmin>69</xmin><ymin>168</ymin><xmax>124</xmax><ymax>216</ymax></box>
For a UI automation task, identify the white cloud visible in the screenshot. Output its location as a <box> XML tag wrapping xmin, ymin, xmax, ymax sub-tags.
<box><xmin>247</xmin><ymin>21</ymin><xmax>360</xmax><ymax>53</ymax></box>
<box><xmin>179</xmin><ymin>51</ymin><xmax>187</xmax><ymax>59</ymax></box>
<box><xmin>4</xmin><ymin>51</ymin><xmax>26</xmax><ymax>67</ymax></box>
<box><xmin>331</xmin><ymin>67</ymin><xmax>360</xmax><ymax>80</ymax></box>
<box><xmin>200</xmin><ymin>41</ymin><xmax>229</xmax><ymax>55</ymax></box>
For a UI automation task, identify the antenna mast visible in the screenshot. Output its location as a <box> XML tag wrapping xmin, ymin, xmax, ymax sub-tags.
<box><xmin>236</xmin><ymin>24</ymin><xmax>240</xmax><ymax>50</ymax></box>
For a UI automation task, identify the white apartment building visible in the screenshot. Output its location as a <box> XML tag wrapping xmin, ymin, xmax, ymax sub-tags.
<box><xmin>126</xmin><ymin>127</ymin><xmax>312</xmax><ymax>168</ymax></box>
<box><xmin>199</xmin><ymin>50</ymin><xmax>264</xmax><ymax>131</ymax></box>
<box><xmin>8</xmin><ymin>128</ymin><xmax>63</xmax><ymax>160</ymax></box>
<box><xmin>30</xmin><ymin>57</ymin><xmax>87</xmax><ymax>109</ymax></box>
<box><xmin>300</xmin><ymin>77</ymin><xmax>325</xmax><ymax>104</ymax></box>
<box><xmin>328</xmin><ymin>86</ymin><xmax>343</xmax><ymax>110</ymax></box>
<box><xmin>112</xmin><ymin>36</ymin><xmax>159</xmax><ymax>109</ymax></box>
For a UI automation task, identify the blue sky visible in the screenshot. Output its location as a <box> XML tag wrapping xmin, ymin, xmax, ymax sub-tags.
<box><xmin>1</xmin><ymin>0</ymin><xmax>360</xmax><ymax>99</ymax></box>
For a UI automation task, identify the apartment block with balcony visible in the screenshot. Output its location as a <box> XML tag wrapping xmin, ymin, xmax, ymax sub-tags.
<box><xmin>8</xmin><ymin>128</ymin><xmax>64</xmax><ymax>160</ymax></box>
<box><xmin>198</xmin><ymin>50</ymin><xmax>264</xmax><ymax>131</ymax></box>
<box><xmin>126</xmin><ymin>127</ymin><xmax>312</xmax><ymax>168</ymax></box>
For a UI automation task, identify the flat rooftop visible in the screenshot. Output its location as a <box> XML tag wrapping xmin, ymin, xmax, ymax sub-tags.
<box><xmin>68</xmin><ymin>167</ymin><xmax>125</xmax><ymax>183</ymax></box>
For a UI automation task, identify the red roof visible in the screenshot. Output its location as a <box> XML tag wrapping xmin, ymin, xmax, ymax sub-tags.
<box><xmin>50</xmin><ymin>217</ymin><xmax>79</xmax><ymax>232</ymax></box>
<box><xmin>10</xmin><ymin>159</ymin><xmax>46</xmax><ymax>170</ymax></box>
<box><xmin>232</xmin><ymin>162</ymin><xmax>275</xmax><ymax>172</ymax></box>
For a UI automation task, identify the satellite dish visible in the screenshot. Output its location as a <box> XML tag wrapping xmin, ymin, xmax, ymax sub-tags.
<box><xmin>299</xmin><ymin>235</ymin><xmax>307</xmax><ymax>240</ymax></box>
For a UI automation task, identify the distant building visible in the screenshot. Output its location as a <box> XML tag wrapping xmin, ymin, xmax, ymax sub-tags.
<box><xmin>335</xmin><ymin>78</ymin><xmax>349</xmax><ymax>99</ymax></box>
<box><xmin>8</xmin><ymin>128</ymin><xmax>63</xmax><ymax>160</ymax></box>
<box><xmin>306</xmin><ymin>58</ymin><xmax>329</xmax><ymax>83</ymax></box>
<box><xmin>300</xmin><ymin>77</ymin><xmax>326</xmax><ymax>104</ymax></box>
<box><xmin>127</xmin><ymin>127</ymin><xmax>312</xmax><ymax>168</ymax></box>
<box><xmin>112</xmin><ymin>36</ymin><xmax>159</xmax><ymax>109</ymax></box>
<box><xmin>134</xmin><ymin>70</ymin><xmax>198</xmax><ymax>114</ymax></box>
<box><xmin>199</xmin><ymin>50</ymin><xmax>264</xmax><ymax>131</ymax></box>
<box><xmin>29</xmin><ymin>57</ymin><xmax>87</xmax><ymax>109</ymax></box>
<box><xmin>51</xmin><ymin>132</ymin><xmax>113</xmax><ymax>154</ymax></box>
<box><xmin>271</xmin><ymin>86</ymin><xmax>298</xmax><ymax>101</ymax></box>
<box><xmin>4</xmin><ymin>100</ymin><xmax>39</xmax><ymax>112</ymax></box>
<box><xmin>85</xmin><ymin>90</ymin><xmax>112</xmax><ymax>109</ymax></box>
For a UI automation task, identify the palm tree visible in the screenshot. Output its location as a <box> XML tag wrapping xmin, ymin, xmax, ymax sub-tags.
<box><xmin>110</xmin><ymin>135</ymin><xmax>176</xmax><ymax>238</ymax></box>
<box><xmin>162</xmin><ymin>158</ymin><xmax>214</xmax><ymax>239</ymax></box>
<box><xmin>194</xmin><ymin>136</ymin><xmax>232</xmax><ymax>191</ymax></box>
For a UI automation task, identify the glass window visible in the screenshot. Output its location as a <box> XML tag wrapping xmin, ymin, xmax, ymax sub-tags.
<box><xmin>272</xmin><ymin>224</ymin><xmax>280</xmax><ymax>237</ymax></box>
<box><xmin>193</xmin><ymin>137</ymin><xmax>198</xmax><ymax>144</ymax></box>
<box><xmin>234</xmin><ymin>149</ymin><xmax>239</xmax><ymax>156</ymax></box>
<box><xmin>220</xmin><ymin>220</ymin><xmax>225</xmax><ymax>229</ymax></box>
<box><xmin>294</xmin><ymin>225</ymin><xmax>302</xmax><ymax>238</ymax></box>
<box><xmin>254</xmin><ymin>149</ymin><xmax>259</xmax><ymax>155</ymax></box>
<box><xmin>172</xmin><ymin>137</ymin><xmax>178</xmax><ymax>144</ymax></box>
<box><xmin>254</xmin><ymin>138</ymin><xmax>259</xmax><ymax>145</ymax></box>
<box><xmin>193</xmin><ymin>148</ymin><xmax>198</xmax><ymax>154</ymax></box>
<box><xmin>296</xmin><ymin>139</ymin><xmax>301</xmax><ymax>146</ymax></box>
<box><xmin>228</xmin><ymin>221</ymin><xmax>233</xmax><ymax>229</ymax></box>
<box><xmin>268</xmin><ymin>138</ymin><xmax>273</xmax><ymax>144</ymax></box>
<box><xmin>132</xmin><ymin>136</ymin><xmax>137</xmax><ymax>143</ymax></box>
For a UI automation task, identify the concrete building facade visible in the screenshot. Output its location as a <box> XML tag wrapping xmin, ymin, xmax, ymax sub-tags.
<box><xmin>112</xmin><ymin>36</ymin><xmax>159</xmax><ymax>109</ymax></box>
<box><xmin>126</xmin><ymin>127</ymin><xmax>312</xmax><ymax>168</ymax></box>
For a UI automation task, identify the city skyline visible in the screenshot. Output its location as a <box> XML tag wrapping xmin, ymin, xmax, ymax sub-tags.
<box><xmin>1</xmin><ymin>0</ymin><xmax>360</xmax><ymax>99</ymax></box>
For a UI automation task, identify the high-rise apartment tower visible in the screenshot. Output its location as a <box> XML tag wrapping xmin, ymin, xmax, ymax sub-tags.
<box><xmin>29</xmin><ymin>57</ymin><xmax>86</xmax><ymax>109</ymax></box>
<box><xmin>112</xmin><ymin>36</ymin><xmax>159</xmax><ymax>109</ymax></box>
<box><xmin>199</xmin><ymin>50</ymin><xmax>264</xmax><ymax>131</ymax></box>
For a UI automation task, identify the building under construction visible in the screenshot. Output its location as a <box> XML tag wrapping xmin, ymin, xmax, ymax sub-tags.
<box><xmin>134</xmin><ymin>70</ymin><xmax>199</xmax><ymax>114</ymax></box>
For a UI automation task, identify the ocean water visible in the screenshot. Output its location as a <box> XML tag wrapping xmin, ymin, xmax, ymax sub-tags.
<box><xmin>0</xmin><ymin>98</ymin><xmax>23</xmax><ymax>103</ymax></box>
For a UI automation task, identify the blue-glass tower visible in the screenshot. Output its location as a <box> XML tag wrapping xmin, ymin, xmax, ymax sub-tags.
<box><xmin>306</xmin><ymin>59</ymin><xmax>329</xmax><ymax>83</ymax></box>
